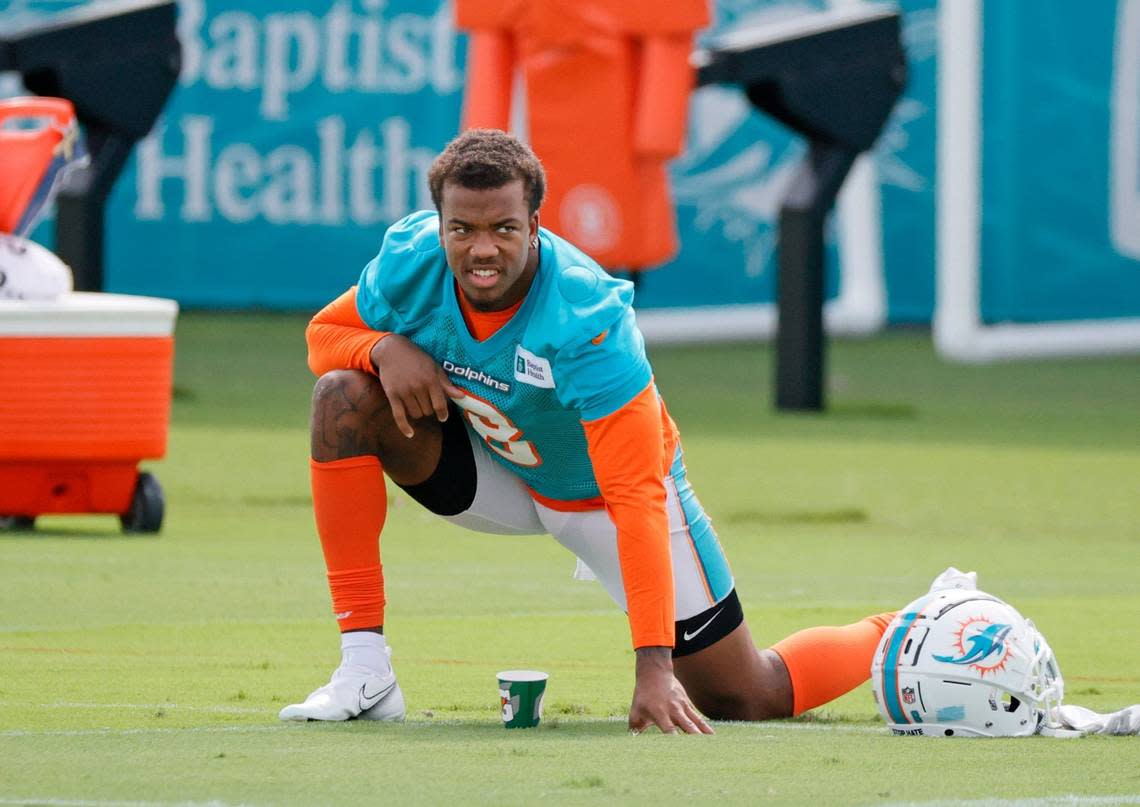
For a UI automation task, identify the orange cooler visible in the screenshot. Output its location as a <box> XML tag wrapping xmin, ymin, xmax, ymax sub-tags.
<box><xmin>0</xmin><ymin>292</ymin><xmax>178</xmax><ymax>532</ymax></box>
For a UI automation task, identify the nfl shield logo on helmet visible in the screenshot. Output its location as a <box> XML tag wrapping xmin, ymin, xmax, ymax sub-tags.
<box><xmin>902</xmin><ymin>686</ymin><xmax>917</xmax><ymax>705</ymax></box>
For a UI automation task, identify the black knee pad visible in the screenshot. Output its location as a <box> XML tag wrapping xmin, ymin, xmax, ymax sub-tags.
<box><xmin>396</xmin><ymin>402</ymin><xmax>478</xmax><ymax>517</ymax></box>
<box><xmin>673</xmin><ymin>589</ymin><xmax>744</xmax><ymax>658</ymax></box>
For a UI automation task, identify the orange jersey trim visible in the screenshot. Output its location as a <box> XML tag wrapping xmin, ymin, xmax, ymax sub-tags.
<box><xmin>528</xmin><ymin>487</ymin><xmax>606</xmax><ymax>512</ymax></box>
<box><xmin>455</xmin><ymin>282</ymin><xmax>523</xmax><ymax>342</ymax></box>
<box><xmin>306</xmin><ymin>287</ymin><xmax>389</xmax><ymax>377</ymax></box>
<box><xmin>582</xmin><ymin>381</ymin><xmax>678</xmax><ymax>649</ymax></box>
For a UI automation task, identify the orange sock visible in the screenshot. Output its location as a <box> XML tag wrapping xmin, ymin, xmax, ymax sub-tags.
<box><xmin>310</xmin><ymin>456</ymin><xmax>387</xmax><ymax>632</ymax></box>
<box><xmin>770</xmin><ymin>612</ymin><xmax>896</xmax><ymax>715</ymax></box>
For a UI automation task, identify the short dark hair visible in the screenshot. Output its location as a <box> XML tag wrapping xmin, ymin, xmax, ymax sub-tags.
<box><xmin>428</xmin><ymin>129</ymin><xmax>546</xmax><ymax>216</ymax></box>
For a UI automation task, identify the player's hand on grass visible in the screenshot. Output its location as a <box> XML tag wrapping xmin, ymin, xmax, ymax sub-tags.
<box><xmin>628</xmin><ymin>646</ymin><xmax>714</xmax><ymax>736</ymax></box>
<box><xmin>371</xmin><ymin>334</ymin><xmax>465</xmax><ymax>438</ymax></box>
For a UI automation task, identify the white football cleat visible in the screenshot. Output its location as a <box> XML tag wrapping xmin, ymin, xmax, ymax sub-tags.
<box><xmin>279</xmin><ymin>650</ymin><xmax>405</xmax><ymax>722</ymax></box>
<box><xmin>928</xmin><ymin>566</ymin><xmax>978</xmax><ymax>593</ymax></box>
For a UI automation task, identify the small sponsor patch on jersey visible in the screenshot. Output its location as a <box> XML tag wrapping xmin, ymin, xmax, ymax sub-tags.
<box><xmin>442</xmin><ymin>360</ymin><xmax>511</xmax><ymax>393</ymax></box>
<box><xmin>514</xmin><ymin>346</ymin><xmax>554</xmax><ymax>388</ymax></box>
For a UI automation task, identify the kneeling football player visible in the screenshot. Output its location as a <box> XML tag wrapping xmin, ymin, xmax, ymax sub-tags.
<box><xmin>282</xmin><ymin>130</ymin><xmax>895</xmax><ymax>733</ymax></box>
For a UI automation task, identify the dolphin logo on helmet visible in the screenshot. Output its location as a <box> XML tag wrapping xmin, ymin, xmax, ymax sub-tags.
<box><xmin>933</xmin><ymin>621</ymin><xmax>1013</xmax><ymax>668</ymax></box>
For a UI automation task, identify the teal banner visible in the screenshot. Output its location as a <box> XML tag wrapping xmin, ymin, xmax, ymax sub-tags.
<box><xmin>638</xmin><ymin>0</ymin><xmax>937</xmax><ymax>322</ymax></box>
<box><xmin>979</xmin><ymin>0</ymin><xmax>1140</xmax><ymax>323</ymax></box>
<box><xmin>109</xmin><ymin>0</ymin><xmax>466</xmax><ymax>308</ymax></box>
<box><xmin>5</xmin><ymin>0</ymin><xmax>937</xmax><ymax>318</ymax></box>
<box><xmin>3</xmin><ymin>0</ymin><xmax>1136</xmax><ymax>325</ymax></box>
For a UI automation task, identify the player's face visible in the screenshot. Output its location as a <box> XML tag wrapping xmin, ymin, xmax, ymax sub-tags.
<box><xmin>439</xmin><ymin>179</ymin><xmax>539</xmax><ymax>312</ymax></box>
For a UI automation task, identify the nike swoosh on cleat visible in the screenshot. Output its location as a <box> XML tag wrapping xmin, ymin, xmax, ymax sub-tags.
<box><xmin>682</xmin><ymin>608</ymin><xmax>725</xmax><ymax>642</ymax></box>
<box><xmin>358</xmin><ymin>681</ymin><xmax>395</xmax><ymax>712</ymax></box>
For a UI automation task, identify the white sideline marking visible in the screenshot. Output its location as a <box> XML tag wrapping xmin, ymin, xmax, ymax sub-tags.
<box><xmin>0</xmin><ymin>726</ymin><xmax>280</xmax><ymax>739</ymax></box>
<box><xmin>1</xmin><ymin>722</ymin><xmax>482</xmax><ymax>738</ymax></box>
<box><xmin>0</xmin><ymin>800</ymin><xmax>251</xmax><ymax>807</ymax></box>
<box><xmin>0</xmin><ymin>701</ymin><xmax>266</xmax><ymax>715</ymax></box>
<box><xmin>755</xmin><ymin>720</ymin><xmax>883</xmax><ymax>735</ymax></box>
<box><xmin>0</xmin><ymin>719</ymin><xmax>884</xmax><ymax>739</ymax></box>
<box><xmin>879</xmin><ymin>797</ymin><xmax>1140</xmax><ymax>807</ymax></box>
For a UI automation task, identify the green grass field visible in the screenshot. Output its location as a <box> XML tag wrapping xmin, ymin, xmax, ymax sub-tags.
<box><xmin>2</xmin><ymin>313</ymin><xmax>1138</xmax><ymax>806</ymax></box>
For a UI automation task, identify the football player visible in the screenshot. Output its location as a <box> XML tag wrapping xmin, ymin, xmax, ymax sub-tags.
<box><xmin>281</xmin><ymin>130</ymin><xmax>896</xmax><ymax>733</ymax></box>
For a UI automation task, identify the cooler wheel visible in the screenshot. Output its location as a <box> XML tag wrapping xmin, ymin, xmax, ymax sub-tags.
<box><xmin>0</xmin><ymin>515</ymin><xmax>36</xmax><ymax>531</ymax></box>
<box><xmin>120</xmin><ymin>472</ymin><xmax>165</xmax><ymax>534</ymax></box>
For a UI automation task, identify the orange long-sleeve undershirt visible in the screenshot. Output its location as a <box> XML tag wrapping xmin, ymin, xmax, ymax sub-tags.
<box><xmin>305</xmin><ymin>287</ymin><xmax>387</xmax><ymax>377</ymax></box>
<box><xmin>582</xmin><ymin>383</ymin><xmax>679</xmax><ymax>648</ymax></box>
<box><xmin>306</xmin><ymin>286</ymin><xmax>680</xmax><ymax>649</ymax></box>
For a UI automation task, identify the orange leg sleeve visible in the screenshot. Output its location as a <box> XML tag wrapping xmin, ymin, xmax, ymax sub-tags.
<box><xmin>770</xmin><ymin>612</ymin><xmax>896</xmax><ymax>716</ymax></box>
<box><xmin>310</xmin><ymin>456</ymin><xmax>387</xmax><ymax>632</ymax></box>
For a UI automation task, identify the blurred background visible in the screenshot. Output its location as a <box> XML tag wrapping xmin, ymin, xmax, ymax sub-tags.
<box><xmin>3</xmin><ymin>0</ymin><xmax>1136</xmax><ymax>346</ymax></box>
<box><xmin>1</xmin><ymin>5</ymin><xmax>1138</xmax><ymax>799</ymax></box>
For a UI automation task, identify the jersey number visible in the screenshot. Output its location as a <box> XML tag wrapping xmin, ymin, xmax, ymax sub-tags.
<box><xmin>453</xmin><ymin>392</ymin><xmax>542</xmax><ymax>468</ymax></box>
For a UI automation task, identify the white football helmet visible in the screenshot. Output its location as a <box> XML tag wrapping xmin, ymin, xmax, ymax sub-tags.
<box><xmin>0</xmin><ymin>234</ymin><xmax>73</xmax><ymax>301</ymax></box>
<box><xmin>871</xmin><ymin>588</ymin><xmax>1064</xmax><ymax>737</ymax></box>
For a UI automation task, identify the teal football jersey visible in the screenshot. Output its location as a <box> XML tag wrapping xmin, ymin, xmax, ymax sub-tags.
<box><xmin>355</xmin><ymin>211</ymin><xmax>652</xmax><ymax>502</ymax></box>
